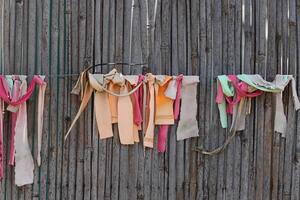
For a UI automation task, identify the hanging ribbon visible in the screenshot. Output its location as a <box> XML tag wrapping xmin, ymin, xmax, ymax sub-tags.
<box><xmin>176</xmin><ymin>76</ymin><xmax>200</xmax><ymax>140</ymax></box>
<box><xmin>13</xmin><ymin>76</ymin><xmax>35</xmax><ymax>186</ymax></box>
<box><xmin>144</xmin><ymin>73</ymin><xmax>155</xmax><ymax>148</ymax></box>
<box><xmin>157</xmin><ymin>75</ymin><xmax>183</xmax><ymax>152</ymax></box>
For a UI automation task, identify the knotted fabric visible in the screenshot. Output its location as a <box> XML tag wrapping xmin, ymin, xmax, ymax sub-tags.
<box><xmin>176</xmin><ymin>76</ymin><xmax>199</xmax><ymax>140</ymax></box>
<box><xmin>0</xmin><ymin>75</ymin><xmax>46</xmax><ymax>184</ymax></box>
<box><xmin>65</xmin><ymin>69</ymin><xmax>143</xmax><ymax>145</ymax></box>
<box><xmin>198</xmin><ymin>74</ymin><xmax>300</xmax><ymax>156</ymax></box>
<box><xmin>237</xmin><ymin>74</ymin><xmax>300</xmax><ymax>136</ymax></box>
<box><xmin>216</xmin><ymin>75</ymin><xmax>262</xmax><ymax>131</ymax></box>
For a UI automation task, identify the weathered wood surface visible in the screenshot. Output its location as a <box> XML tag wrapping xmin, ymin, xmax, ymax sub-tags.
<box><xmin>0</xmin><ymin>0</ymin><xmax>300</xmax><ymax>199</ymax></box>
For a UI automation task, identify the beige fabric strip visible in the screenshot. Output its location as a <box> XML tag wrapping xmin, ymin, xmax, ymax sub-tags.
<box><xmin>94</xmin><ymin>91</ymin><xmax>113</xmax><ymax>139</ymax></box>
<box><xmin>14</xmin><ymin>77</ymin><xmax>34</xmax><ymax>186</ymax></box>
<box><xmin>176</xmin><ymin>76</ymin><xmax>199</xmax><ymax>140</ymax></box>
<box><xmin>37</xmin><ymin>76</ymin><xmax>46</xmax><ymax>166</ymax></box>
<box><xmin>144</xmin><ymin>74</ymin><xmax>155</xmax><ymax>148</ymax></box>
<box><xmin>273</xmin><ymin>75</ymin><xmax>300</xmax><ymax>136</ymax></box>
<box><xmin>65</xmin><ymin>73</ymin><xmax>93</xmax><ymax>140</ymax></box>
<box><xmin>118</xmin><ymin>85</ymin><xmax>135</xmax><ymax>144</ymax></box>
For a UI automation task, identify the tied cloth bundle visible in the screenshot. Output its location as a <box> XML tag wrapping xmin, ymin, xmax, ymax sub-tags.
<box><xmin>0</xmin><ymin>75</ymin><xmax>46</xmax><ymax>186</ymax></box>
<box><xmin>196</xmin><ymin>74</ymin><xmax>300</xmax><ymax>155</ymax></box>
<box><xmin>65</xmin><ymin>69</ymin><xmax>200</xmax><ymax>153</ymax></box>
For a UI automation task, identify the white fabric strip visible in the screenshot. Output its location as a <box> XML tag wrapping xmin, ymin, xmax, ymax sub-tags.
<box><xmin>14</xmin><ymin>77</ymin><xmax>34</xmax><ymax>187</ymax></box>
<box><xmin>176</xmin><ymin>76</ymin><xmax>199</xmax><ymax>140</ymax></box>
<box><xmin>165</xmin><ymin>78</ymin><xmax>177</xmax><ymax>100</ymax></box>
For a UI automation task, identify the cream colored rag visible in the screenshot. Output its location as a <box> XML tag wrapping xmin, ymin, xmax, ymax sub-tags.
<box><xmin>176</xmin><ymin>76</ymin><xmax>199</xmax><ymax>140</ymax></box>
<box><xmin>14</xmin><ymin>76</ymin><xmax>34</xmax><ymax>187</ymax></box>
<box><xmin>144</xmin><ymin>73</ymin><xmax>155</xmax><ymax>148</ymax></box>
<box><xmin>92</xmin><ymin>74</ymin><xmax>113</xmax><ymax>139</ymax></box>
<box><xmin>238</xmin><ymin>74</ymin><xmax>300</xmax><ymax>137</ymax></box>
<box><xmin>37</xmin><ymin>75</ymin><xmax>46</xmax><ymax>166</ymax></box>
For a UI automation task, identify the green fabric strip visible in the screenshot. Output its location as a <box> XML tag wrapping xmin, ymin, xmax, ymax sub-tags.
<box><xmin>216</xmin><ymin>75</ymin><xmax>235</xmax><ymax>129</ymax></box>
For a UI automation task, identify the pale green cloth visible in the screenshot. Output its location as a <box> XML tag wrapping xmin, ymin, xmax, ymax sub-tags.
<box><xmin>216</xmin><ymin>75</ymin><xmax>235</xmax><ymax>129</ymax></box>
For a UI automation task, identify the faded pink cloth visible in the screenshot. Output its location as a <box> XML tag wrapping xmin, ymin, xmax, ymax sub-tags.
<box><xmin>0</xmin><ymin>75</ymin><xmax>46</xmax><ymax>184</ymax></box>
<box><xmin>157</xmin><ymin>75</ymin><xmax>183</xmax><ymax>153</ymax></box>
<box><xmin>132</xmin><ymin>75</ymin><xmax>144</xmax><ymax>126</ymax></box>
<box><xmin>9</xmin><ymin>77</ymin><xmax>22</xmax><ymax>165</ymax></box>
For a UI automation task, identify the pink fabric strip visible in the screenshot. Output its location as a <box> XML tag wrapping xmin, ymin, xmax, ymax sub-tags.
<box><xmin>9</xmin><ymin>78</ymin><xmax>21</xmax><ymax>165</ymax></box>
<box><xmin>174</xmin><ymin>75</ymin><xmax>183</xmax><ymax>120</ymax></box>
<box><xmin>137</xmin><ymin>75</ymin><xmax>144</xmax><ymax>113</ymax></box>
<box><xmin>132</xmin><ymin>76</ymin><xmax>144</xmax><ymax>126</ymax></box>
<box><xmin>216</xmin><ymin>82</ymin><xmax>225</xmax><ymax>104</ymax></box>
<box><xmin>0</xmin><ymin>100</ymin><xmax>3</xmax><ymax>180</ymax></box>
<box><xmin>0</xmin><ymin>75</ymin><xmax>45</xmax><ymax>106</ymax></box>
<box><xmin>157</xmin><ymin>125</ymin><xmax>169</xmax><ymax>152</ymax></box>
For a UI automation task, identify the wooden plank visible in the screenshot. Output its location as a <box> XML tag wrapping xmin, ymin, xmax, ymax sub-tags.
<box><xmin>196</xmin><ymin>0</ymin><xmax>207</xmax><ymax>199</ymax></box>
<box><xmin>92</xmin><ymin>0</ymin><xmax>103</xmax><ymax>199</ymax></box>
<box><xmin>54</xmin><ymin>0</ymin><xmax>67</xmax><ymax>199</ymax></box>
<box><xmin>75</xmin><ymin>0</ymin><xmax>88</xmax><ymax>199</ymax></box>
<box><xmin>176</xmin><ymin>0</ymin><xmax>187</xmax><ymax>199</ymax></box>
<box><xmin>26</xmin><ymin>1</ymin><xmax>38</xmax><ymax>199</ymax></box>
<box><xmin>39</xmin><ymin>0</ymin><xmax>52</xmax><ymax>198</ymax></box>
<box><xmin>101</xmin><ymin>0</ymin><xmax>113</xmax><ymax>198</ymax></box>
<box><xmin>282</xmin><ymin>1</ymin><xmax>297</xmax><ymax>199</ymax></box>
<box><xmin>47</xmin><ymin>0</ymin><xmax>60</xmax><ymax>199</ymax></box>
<box><xmin>187</xmin><ymin>1</ymin><xmax>200</xmax><ymax>199</ymax></box>
<box><xmin>233</xmin><ymin>2</ymin><xmax>242</xmax><ymax>199</ymax></box>
<box><xmin>224</xmin><ymin>1</ymin><xmax>236</xmax><ymax>200</ymax></box>
<box><xmin>67</xmin><ymin>0</ymin><xmax>79</xmax><ymax>199</ymax></box>
<box><xmin>83</xmin><ymin>0</ymin><xmax>93</xmax><ymax>200</ymax></box>
<box><xmin>292</xmin><ymin>2</ymin><xmax>300</xmax><ymax>200</ymax></box>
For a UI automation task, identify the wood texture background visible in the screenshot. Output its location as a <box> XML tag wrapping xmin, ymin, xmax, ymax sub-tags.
<box><xmin>0</xmin><ymin>0</ymin><xmax>300</xmax><ymax>199</ymax></box>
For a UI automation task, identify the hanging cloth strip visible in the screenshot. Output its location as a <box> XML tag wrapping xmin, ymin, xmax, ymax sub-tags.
<box><xmin>143</xmin><ymin>73</ymin><xmax>156</xmax><ymax>148</ymax></box>
<box><xmin>0</xmin><ymin>75</ymin><xmax>46</xmax><ymax>183</ymax></box>
<box><xmin>14</xmin><ymin>76</ymin><xmax>34</xmax><ymax>186</ymax></box>
<box><xmin>237</xmin><ymin>74</ymin><xmax>300</xmax><ymax>136</ymax></box>
<box><xmin>154</xmin><ymin>75</ymin><xmax>174</xmax><ymax>152</ymax></box>
<box><xmin>65</xmin><ymin>69</ymin><xmax>144</xmax><ymax>145</ymax></box>
<box><xmin>157</xmin><ymin>75</ymin><xmax>183</xmax><ymax>152</ymax></box>
<box><xmin>0</xmin><ymin>100</ymin><xmax>3</xmax><ymax>181</ymax></box>
<box><xmin>176</xmin><ymin>76</ymin><xmax>200</xmax><ymax>140</ymax></box>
